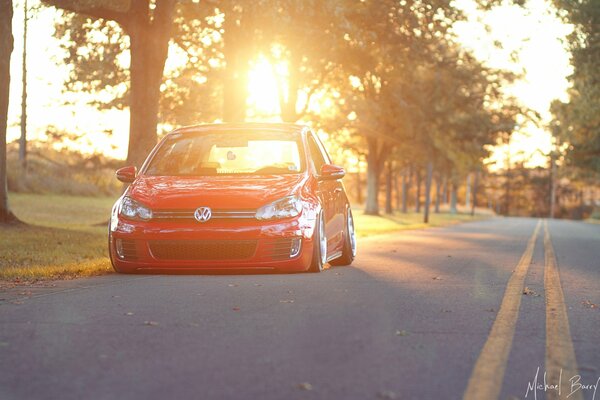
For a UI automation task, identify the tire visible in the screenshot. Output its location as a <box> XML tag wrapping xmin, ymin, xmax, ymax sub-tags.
<box><xmin>330</xmin><ymin>208</ymin><xmax>356</xmax><ymax>266</ymax></box>
<box><xmin>307</xmin><ymin>212</ymin><xmax>327</xmax><ymax>273</ymax></box>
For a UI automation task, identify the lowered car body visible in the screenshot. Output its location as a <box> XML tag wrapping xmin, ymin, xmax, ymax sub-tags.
<box><xmin>108</xmin><ymin>123</ymin><xmax>356</xmax><ymax>273</ymax></box>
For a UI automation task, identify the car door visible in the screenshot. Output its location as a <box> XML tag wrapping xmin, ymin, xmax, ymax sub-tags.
<box><xmin>307</xmin><ymin>132</ymin><xmax>344</xmax><ymax>256</ymax></box>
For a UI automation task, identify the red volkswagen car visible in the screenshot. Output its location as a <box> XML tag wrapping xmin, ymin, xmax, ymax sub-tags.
<box><xmin>108</xmin><ymin>123</ymin><xmax>356</xmax><ymax>273</ymax></box>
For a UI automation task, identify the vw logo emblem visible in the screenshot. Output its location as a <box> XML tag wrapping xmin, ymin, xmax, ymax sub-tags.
<box><xmin>194</xmin><ymin>207</ymin><xmax>212</xmax><ymax>223</ymax></box>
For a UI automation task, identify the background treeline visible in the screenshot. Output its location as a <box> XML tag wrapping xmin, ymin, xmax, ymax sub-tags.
<box><xmin>2</xmin><ymin>0</ymin><xmax>599</xmax><ymax>221</ymax></box>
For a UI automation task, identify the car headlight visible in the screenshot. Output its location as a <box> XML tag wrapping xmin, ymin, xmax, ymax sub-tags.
<box><xmin>119</xmin><ymin>196</ymin><xmax>153</xmax><ymax>221</ymax></box>
<box><xmin>109</xmin><ymin>196</ymin><xmax>123</xmax><ymax>232</ymax></box>
<box><xmin>255</xmin><ymin>195</ymin><xmax>303</xmax><ymax>220</ymax></box>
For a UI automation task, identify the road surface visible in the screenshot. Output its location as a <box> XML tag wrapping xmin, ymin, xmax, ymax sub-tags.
<box><xmin>1</xmin><ymin>217</ymin><xmax>599</xmax><ymax>400</ymax></box>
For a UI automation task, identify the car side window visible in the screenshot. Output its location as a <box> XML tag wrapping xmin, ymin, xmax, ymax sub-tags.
<box><xmin>307</xmin><ymin>134</ymin><xmax>328</xmax><ymax>174</ymax></box>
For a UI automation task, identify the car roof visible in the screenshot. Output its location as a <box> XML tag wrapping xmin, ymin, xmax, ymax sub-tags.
<box><xmin>171</xmin><ymin>122</ymin><xmax>312</xmax><ymax>135</ymax></box>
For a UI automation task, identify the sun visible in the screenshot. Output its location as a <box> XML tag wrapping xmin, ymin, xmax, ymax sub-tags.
<box><xmin>246</xmin><ymin>56</ymin><xmax>282</xmax><ymax>119</ymax></box>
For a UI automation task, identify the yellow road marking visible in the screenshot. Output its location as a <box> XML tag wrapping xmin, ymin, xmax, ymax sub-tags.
<box><xmin>463</xmin><ymin>219</ymin><xmax>542</xmax><ymax>400</ymax></box>
<box><xmin>544</xmin><ymin>220</ymin><xmax>582</xmax><ymax>400</ymax></box>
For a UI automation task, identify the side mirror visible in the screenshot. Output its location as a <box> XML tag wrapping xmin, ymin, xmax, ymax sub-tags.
<box><xmin>116</xmin><ymin>166</ymin><xmax>137</xmax><ymax>183</ymax></box>
<box><xmin>319</xmin><ymin>164</ymin><xmax>345</xmax><ymax>181</ymax></box>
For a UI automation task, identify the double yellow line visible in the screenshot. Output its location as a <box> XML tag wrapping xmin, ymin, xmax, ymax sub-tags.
<box><xmin>463</xmin><ymin>220</ymin><xmax>581</xmax><ymax>400</ymax></box>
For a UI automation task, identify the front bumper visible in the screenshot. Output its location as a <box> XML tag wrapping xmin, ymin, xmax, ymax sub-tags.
<box><xmin>109</xmin><ymin>214</ymin><xmax>317</xmax><ymax>272</ymax></box>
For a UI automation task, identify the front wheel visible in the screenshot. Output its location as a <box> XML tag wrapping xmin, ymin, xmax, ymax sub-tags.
<box><xmin>330</xmin><ymin>208</ymin><xmax>356</xmax><ymax>266</ymax></box>
<box><xmin>307</xmin><ymin>213</ymin><xmax>327</xmax><ymax>273</ymax></box>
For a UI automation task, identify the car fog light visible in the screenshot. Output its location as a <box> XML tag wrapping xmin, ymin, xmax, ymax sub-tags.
<box><xmin>290</xmin><ymin>238</ymin><xmax>302</xmax><ymax>258</ymax></box>
<box><xmin>115</xmin><ymin>239</ymin><xmax>124</xmax><ymax>259</ymax></box>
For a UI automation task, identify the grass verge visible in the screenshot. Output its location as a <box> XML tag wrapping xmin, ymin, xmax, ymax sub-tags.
<box><xmin>353</xmin><ymin>209</ymin><xmax>492</xmax><ymax>238</ymax></box>
<box><xmin>0</xmin><ymin>193</ymin><xmax>115</xmax><ymax>280</ymax></box>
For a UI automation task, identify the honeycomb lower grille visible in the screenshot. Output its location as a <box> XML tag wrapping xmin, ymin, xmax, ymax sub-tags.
<box><xmin>265</xmin><ymin>238</ymin><xmax>294</xmax><ymax>261</ymax></box>
<box><xmin>117</xmin><ymin>239</ymin><xmax>138</xmax><ymax>261</ymax></box>
<box><xmin>149</xmin><ymin>240</ymin><xmax>258</xmax><ymax>261</ymax></box>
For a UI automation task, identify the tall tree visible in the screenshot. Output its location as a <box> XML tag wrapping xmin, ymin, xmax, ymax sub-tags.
<box><xmin>551</xmin><ymin>0</ymin><xmax>600</xmax><ymax>175</ymax></box>
<box><xmin>43</xmin><ymin>0</ymin><xmax>177</xmax><ymax>167</ymax></box>
<box><xmin>19</xmin><ymin>0</ymin><xmax>28</xmax><ymax>169</ymax></box>
<box><xmin>1</xmin><ymin>0</ymin><xmax>19</xmax><ymax>223</ymax></box>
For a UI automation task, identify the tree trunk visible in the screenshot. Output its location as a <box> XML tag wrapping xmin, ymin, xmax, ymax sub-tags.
<box><xmin>415</xmin><ymin>169</ymin><xmax>421</xmax><ymax>213</ymax></box>
<box><xmin>0</xmin><ymin>0</ymin><xmax>19</xmax><ymax>223</ymax></box>
<box><xmin>471</xmin><ymin>171</ymin><xmax>479</xmax><ymax>216</ymax></box>
<box><xmin>355</xmin><ymin>163</ymin><xmax>362</xmax><ymax>205</ymax></box>
<box><xmin>423</xmin><ymin>161</ymin><xmax>433</xmax><ymax>223</ymax></box>
<box><xmin>434</xmin><ymin>174</ymin><xmax>441</xmax><ymax>213</ymax></box>
<box><xmin>385</xmin><ymin>161</ymin><xmax>393</xmax><ymax>214</ymax></box>
<box><xmin>364</xmin><ymin>136</ymin><xmax>389</xmax><ymax>215</ymax></box>
<box><xmin>401</xmin><ymin>167</ymin><xmax>408</xmax><ymax>213</ymax></box>
<box><xmin>550</xmin><ymin>154</ymin><xmax>556</xmax><ymax>218</ymax></box>
<box><xmin>465</xmin><ymin>173</ymin><xmax>471</xmax><ymax>209</ymax></box>
<box><xmin>505</xmin><ymin>168</ymin><xmax>511</xmax><ymax>216</ymax></box>
<box><xmin>279</xmin><ymin>51</ymin><xmax>301</xmax><ymax>122</ymax></box>
<box><xmin>450</xmin><ymin>183</ymin><xmax>458</xmax><ymax>214</ymax></box>
<box><xmin>222</xmin><ymin>10</ymin><xmax>250</xmax><ymax>122</ymax></box>
<box><xmin>19</xmin><ymin>0</ymin><xmax>27</xmax><ymax>170</ymax></box>
<box><xmin>442</xmin><ymin>176</ymin><xmax>448</xmax><ymax>204</ymax></box>
<box><xmin>395</xmin><ymin>167</ymin><xmax>401</xmax><ymax>211</ymax></box>
<box><xmin>364</xmin><ymin>158</ymin><xmax>380</xmax><ymax>215</ymax></box>
<box><xmin>125</xmin><ymin>2</ymin><xmax>175</xmax><ymax>168</ymax></box>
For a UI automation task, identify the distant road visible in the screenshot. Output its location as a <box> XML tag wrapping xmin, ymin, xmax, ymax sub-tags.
<box><xmin>1</xmin><ymin>218</ymin><xmax>599</xmax><ymax>400</ymax></box>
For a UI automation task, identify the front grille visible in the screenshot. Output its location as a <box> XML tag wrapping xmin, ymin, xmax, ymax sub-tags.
<box><xmin>116</xmin><ymin>239</ymin><xmax>138</xmax><ymax>261</ymax></box>
<box><xmin>149</xmin><ymin>240</ymin><xmax>258</xmax><ymax>261</ymax></box>
<box><xmin>152</xmin><ymin>209</ymin><xmax>256</xmax><ymax>221</ymax></box>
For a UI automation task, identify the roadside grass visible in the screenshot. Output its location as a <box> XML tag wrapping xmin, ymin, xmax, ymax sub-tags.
<box><xmin>353</xmin><ymin>208</ymin><xmax>492</xmax><ymax>238</ymax></box>
<box><xmin>0</xmin><ymin>193</ymin><xmax>115</xmax><ymax>280</ymax></box>
<box><xmin>1</xmin><ymin>193</ymin><xmax>492</xmax><ymax>280</ymax></box>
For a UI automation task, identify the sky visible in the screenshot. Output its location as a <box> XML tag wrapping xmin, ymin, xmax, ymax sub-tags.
<box><xmin>7</xmin><ymin>0</ymin><xmax>574</xmax><ymax>165</ymax></box>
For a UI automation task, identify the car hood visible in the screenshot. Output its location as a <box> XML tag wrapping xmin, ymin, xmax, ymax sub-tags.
<box><xmin>128</xmin><ymin>174</ymin><xmax>309</xmax><ymax>210</ymax></box>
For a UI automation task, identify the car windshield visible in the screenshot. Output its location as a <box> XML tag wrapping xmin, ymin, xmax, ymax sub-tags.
<box><xmin>145</xmin><ymin>130</ymin><xmax>304</xmax><ymax>176</ymax></box>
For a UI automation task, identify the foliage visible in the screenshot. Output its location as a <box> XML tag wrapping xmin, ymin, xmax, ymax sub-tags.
<box><xmin>45</xmin><ymin>0</ymin><xmax>521</xmax><ymax>217</ymax></box>
<box><xmin>6</xmin><ymin>141</ymin><xmax>121</xmax><ymax>196</ymax></box>
<box><xmin>551</xmin><ymin>0</ymin><xmax>600</xmax><ymax>174</ymax></box>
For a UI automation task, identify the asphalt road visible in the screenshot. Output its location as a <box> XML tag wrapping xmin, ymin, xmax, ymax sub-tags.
<box><xmin>1</xmin><ymin>218</ymin><xmax>599</xmax><ymax>400</ymax></box>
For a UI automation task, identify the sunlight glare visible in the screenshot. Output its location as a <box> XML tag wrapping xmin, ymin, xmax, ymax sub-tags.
<box><xmin>246</xmin><ymin>57</ymin><xmax>281</xmax><ymax>119</ymax></box>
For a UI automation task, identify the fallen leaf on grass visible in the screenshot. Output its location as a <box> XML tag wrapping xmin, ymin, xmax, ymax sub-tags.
<box><xmin>144</xmin><ymin>321</ymin><xmax>159</xmax><ymax>326</ymax></box>
<box><xmin>296</xmin><ymin>383</ymin><xmax>313</xmax><ymax>391</ymax></box>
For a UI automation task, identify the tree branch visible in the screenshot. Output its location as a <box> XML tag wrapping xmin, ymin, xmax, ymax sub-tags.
<box><xmin>42</xmin><ymin>0</ymin><xmax>130</xmax><ymax>25</ymax></box>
